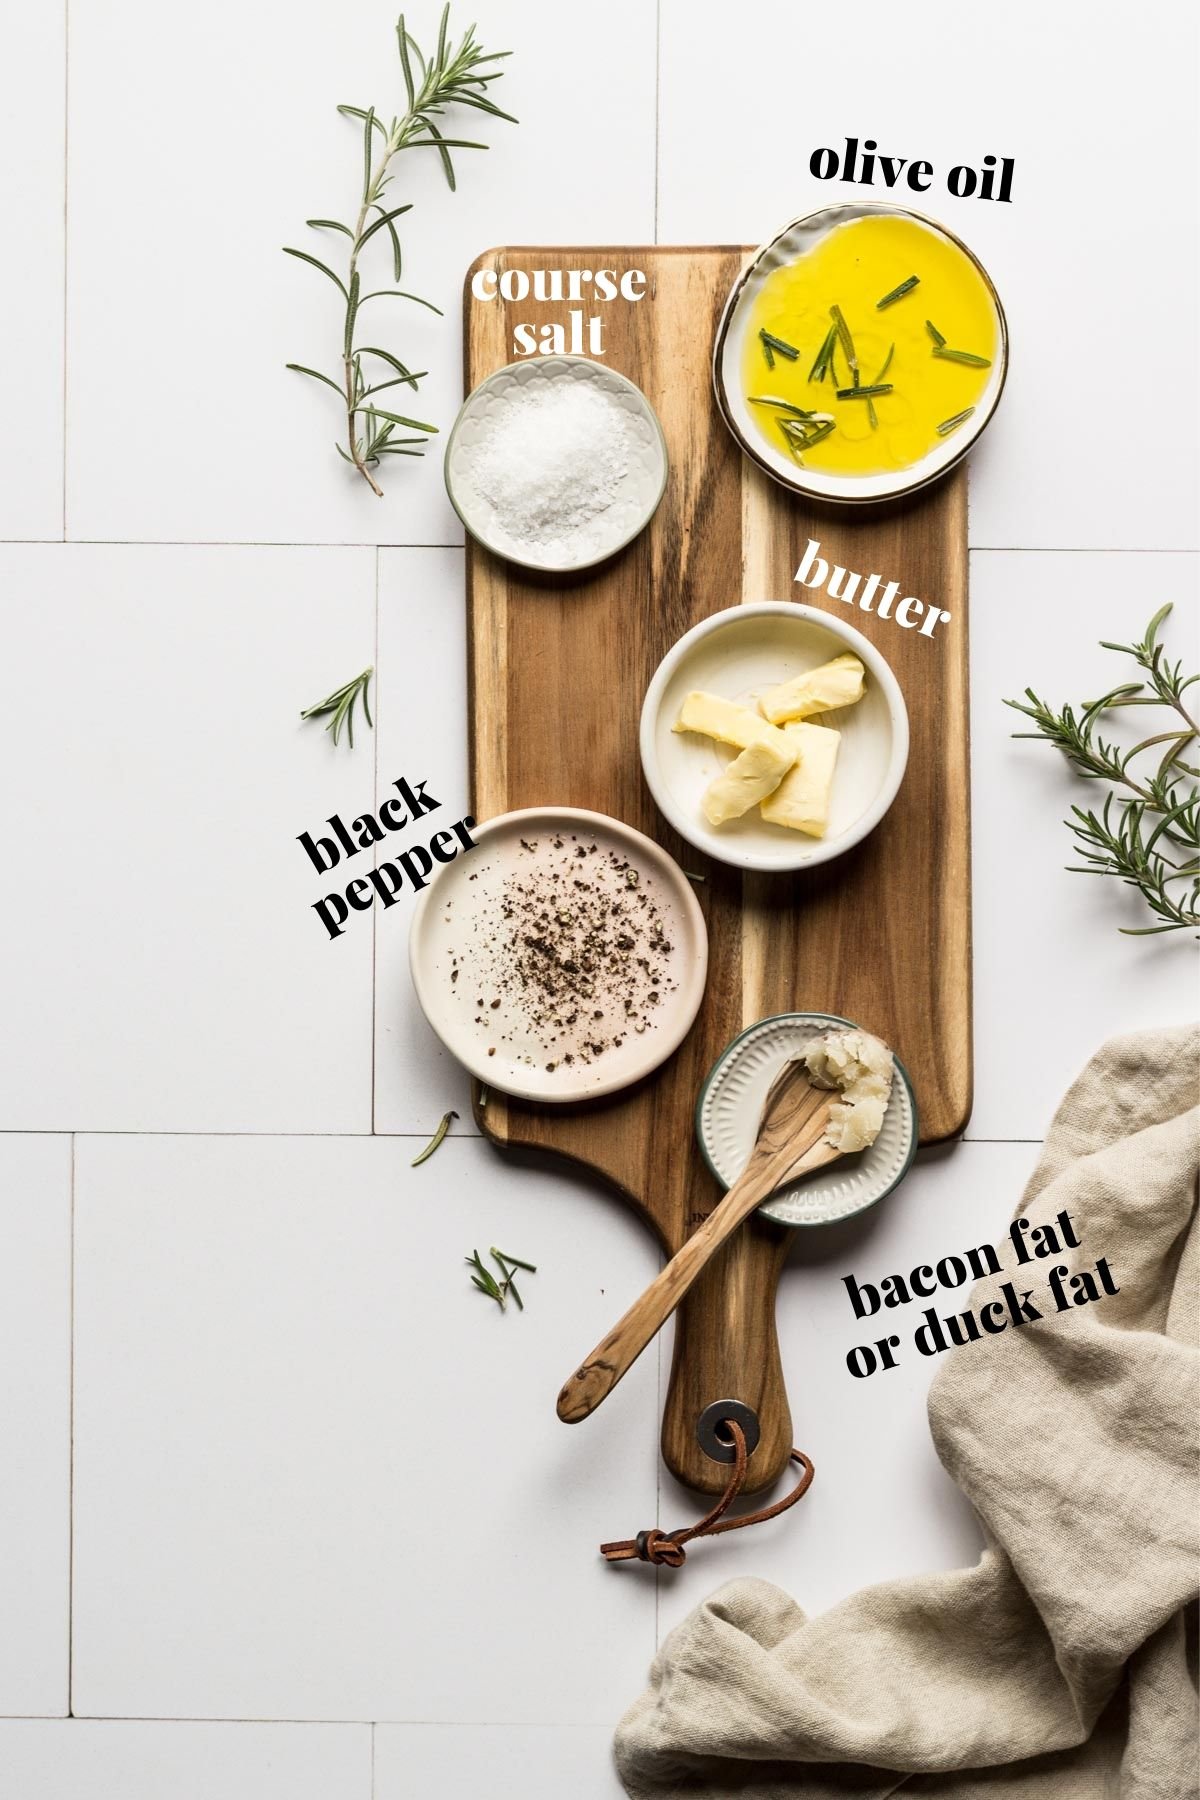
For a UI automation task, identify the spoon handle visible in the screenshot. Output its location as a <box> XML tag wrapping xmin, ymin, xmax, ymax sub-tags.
<box><xmin>556</xmin><ymin>1106</ymin><xmax>834</xmax><ymax>1425</ymax></box>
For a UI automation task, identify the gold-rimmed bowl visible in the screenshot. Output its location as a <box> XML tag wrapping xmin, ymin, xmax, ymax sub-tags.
<box><xmin>713</xmin><ymin>203</ymin><xmax>1008</xmax><ymax>505</ymax></box>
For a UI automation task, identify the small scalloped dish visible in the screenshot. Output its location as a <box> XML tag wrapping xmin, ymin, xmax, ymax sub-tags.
<box><xmin>696</xmin><ymin>1012</ymin><xmax>918</xmax><ymax>1227</ymax></box>
<box><xmin>714</xmin><ymin>204</ymin><xmax>1008</xmax><ymax>504</ymax></box>
<box><xmin>444</xmin><ymin>354</ymin><xmax>668</xmax><ymax>572</ymax></box>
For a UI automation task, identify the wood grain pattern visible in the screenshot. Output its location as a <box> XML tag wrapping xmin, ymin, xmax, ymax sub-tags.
<box><xmin>465</xmin><ymin>246</ymin><xmax>971</xmax><ymax>1493</ymax></box>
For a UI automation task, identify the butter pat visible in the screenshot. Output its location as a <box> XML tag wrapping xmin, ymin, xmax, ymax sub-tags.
<box><xmin>760</xmin><ymin>722</ymin><xmax>840</xmax><ymax>837</ymax></box>
<box><xmin>758</xmin><ymin>654</ymin><xmax>865</xmax><ymax>724</ymax></box>
<box><xmin>674</xmin><ymin>690</ymin><xmax>790</xmax><ymax>753</ymax></box>
<box><xmin>702</xmin><ymin>737</ymin><xmax>795</xmax><ymax>826</ymax></box>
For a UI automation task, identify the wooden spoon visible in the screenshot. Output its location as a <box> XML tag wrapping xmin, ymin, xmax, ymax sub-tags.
<box><xmin>556</xmin><ymin>1059</ymin><xmax>843</xmax><ymax>1425</ymax></box>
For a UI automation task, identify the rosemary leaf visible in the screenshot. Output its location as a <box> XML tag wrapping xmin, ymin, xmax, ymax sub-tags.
<box><xmin>925</xmin><ymin>319</ymin><xmax>947</xmax><ymax>346</ymax></box>
<box><xmin>749</xmin><ymin>395</ymin><xmax>817</xmax><ymax>417</ymax></box>
<box><xmin>829</xmin><ymin>304</ymin><xmax>859</xmax><ymax>383</ymax></box>
<box><xmin>760</xmin><ymin>329</ymin><xmax>800</xmax><ymax>360</ymax></box>
<box><xmin>837</xmin><ymin>383</ymin><xmax>893</xmax><ymax>399</ymax></box>
<box><xmin>874</xmin><ymin>344</ymin><xmax>895</xmax><ymax>383</ymax></box>
<box><xmin>287</xmin><ymin>363</ymin><xmax>346</xmax><ymax>396</ymax></box>
<box><xmin>936</xmin><ymin>407</ymin><xmax>975</xmax><ymax>435</ymax></box>
<box><xmin>876</xmin><ymin>275</ymin><xmax>919</xmax><ymax>309</ymax></box>
<box><xmin>411</xmin><ymin>1109</ymin><xmax>459</xmax><ymax>1166</ymax></box>
<box><xmin>808</xmin><ymin>323</ymin><xmax>838</xmax><ymax>383</ymax></box>
<box><xmin>932</xmin><ymin>346</ymin><xmax>992</xmax><ymax>368</ymax></box>
<box><xmin>492</xmin><ymin>1247</ymin><xmax>537</xmax><ymax>1273</ymax></box>
<box><xmin>761</xmin><ymin>338</ymin><xmax>774</xmax><ymax>369</ymax></box>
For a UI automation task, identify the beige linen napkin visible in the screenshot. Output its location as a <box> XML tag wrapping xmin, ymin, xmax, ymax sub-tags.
<box><xmin>615</xmin><ymin>1025</ymin><xmax>1200</xmax><ymax>1799</ymax></box>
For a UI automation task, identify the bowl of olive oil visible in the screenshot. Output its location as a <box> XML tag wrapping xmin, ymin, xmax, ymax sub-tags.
<box><xmin>714</xmin><ymin>204</ymin><xmax>1008</xmax><ymax>504</ymax></box>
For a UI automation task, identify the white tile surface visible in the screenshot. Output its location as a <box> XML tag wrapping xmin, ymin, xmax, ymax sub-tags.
<box><xmin>0</xmin><ymin>545</ymin><xmax>375</xmax><ymax>1133</ymax></box>
<box><xmin>0</xmin><ymin>1136</ymin><xmax>71</xmax><ymax>1717</ymax></box>
<box><xmin>71</xmin><ymin>1134</ymin><xmax>659</xmax><ymax>1722</ymax></box>
<box><xmin>65</xmin><ymin>0</ymin><xmax>656</xmax><ymax>547</ymax></box>
<box><xmin>657</xmin><ymin>0</ymin><xmax>1200</xmax><ymax>552</ymax></box>
<box><xmin>969</xmin><ymin>550</ymin><xmax>1199</xmax><ymax>1140</ymax></box>
<box><xmin>0</xmin><ymin>5</ymin><xmax>64</xmax><ymax>541</ymax></box>
<box><xmin>655</xmin><ymin>1142</ymin><xmax>1037</xmax><ymax>1645</ymax></box>
<box><xmin>375</xmin><ymin>1724</ymin><xmax>626</xmax><ymax>1799</ymax></box>
<box><xmin>373</xmin><ymin>547</ymin><xmax>476</xmax><ymax>1132</ymax></box>
<box><xmin>0</xmin><ymin>1721</ymin><xmax>369</xmax><ymax>1798</ymax></box>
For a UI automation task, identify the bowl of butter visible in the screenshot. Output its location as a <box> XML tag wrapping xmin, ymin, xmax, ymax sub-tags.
<box><xmin>639</xmin><ymin>603</ymin><xmax>908</xmax><ymax>872</ymax></box>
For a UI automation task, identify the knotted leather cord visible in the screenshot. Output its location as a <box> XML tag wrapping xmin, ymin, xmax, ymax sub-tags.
<box><xmin>600</xmin><ymin>1423</ymin><xmax>815</xmax><ymax>1568</ymax></box>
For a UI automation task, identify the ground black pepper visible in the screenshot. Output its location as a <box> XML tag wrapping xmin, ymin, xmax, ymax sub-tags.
<box><xmin>455</xmin><ymin>834</ymin><xmax>678</xmax><ymax>1067</ymax></box>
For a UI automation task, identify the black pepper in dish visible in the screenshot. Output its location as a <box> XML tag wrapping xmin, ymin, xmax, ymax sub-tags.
<box><xmin>453</xmin><ymin>835</ymin><xmax>678</xmax><ymax>1068</ymax></box>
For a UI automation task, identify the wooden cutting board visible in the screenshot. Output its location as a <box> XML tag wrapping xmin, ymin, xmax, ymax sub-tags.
<box><xmin>464</xmin><ymin>246</ymin><xmax>971</xmax><ymax>1494</ymax></box>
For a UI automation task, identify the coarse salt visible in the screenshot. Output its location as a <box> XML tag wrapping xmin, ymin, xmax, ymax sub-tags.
<box><xmin>470</xmin><ymin>378</ymin><xmax>641</xmax><ymax>556</ymax></box>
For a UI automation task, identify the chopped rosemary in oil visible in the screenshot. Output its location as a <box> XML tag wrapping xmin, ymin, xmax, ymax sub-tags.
<box><xmin>807</xmin><ymin>324</ymin><xmax>838</xmax><ymax>383</ymax></box>
<box><xmin>760</xmin><ymin>329</ymin><xmax>799</xmax><ymax>362</ymax></box>
<box><xmin>936</xmin><ymin>407</ymin><xmax>975</xmax><ymax>435</ymax></box>
<box><xmin>932</xmin><ymin>345</ymin><xmax>992</xmax><ymax>367</ymax></box>
<box><xmin>837</xmin><ymin>383</ymin><xmax>893</xmax><ymax>400</ymax></box>
<box><xmin>925</xmin><ymin>319</ymin><xmax>947</xmax><ymax>347</ymax></box>
<box><xmin>829</xmin><ymin>304</ymin><xmax>859</xmax><ymax>385</ymax></box>
<box><xmin>876</xmin><ymin>275</ymin><xmax>919</xmax><ymax>309</ymax></box>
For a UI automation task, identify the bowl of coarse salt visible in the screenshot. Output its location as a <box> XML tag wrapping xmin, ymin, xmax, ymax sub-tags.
<box><xmin>444</xmin><ymin>355</ymin><xmax>669</xmax><ymax>572</ymax></box>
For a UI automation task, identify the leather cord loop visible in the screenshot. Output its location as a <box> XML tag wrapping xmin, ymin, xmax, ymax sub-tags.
<box><xmin>600</xmin><ymin>1422</ymin><xmax>814</xmax><ymax>1568</ymax></box>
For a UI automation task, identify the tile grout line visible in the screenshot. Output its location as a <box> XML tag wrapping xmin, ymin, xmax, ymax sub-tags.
<box><xmin>0</xmin><ymin>537</ymin><xmax>1193</xmax><ymax>555</ymax></box>
<box><xmin>67</xmin><ymin>1131</ymin><xmax>75</xmax><ymax>1716</ymax></box>
<box><xmin>60</xmin><ymin>0</ymin><xmax>70</xmax><ymax>541</ymax></box>
<box><xmin>370</xmin><ymin>1721</ymin><xmax>376</xmax><ymax>1798</ymax></box>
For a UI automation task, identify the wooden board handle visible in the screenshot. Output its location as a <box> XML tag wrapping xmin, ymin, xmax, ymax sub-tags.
<box><xmin>661</xmin><ymin>1209</ymin><xmax>794</xmax><ymax>1496</ymax></box>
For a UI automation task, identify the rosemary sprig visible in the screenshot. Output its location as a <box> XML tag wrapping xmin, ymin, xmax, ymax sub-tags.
<box><xmin>285</xmin><ymin>7</ymin><xmax>515</xmax><ymax>495</ymax></box>
<box><xmin>877</xmin><ymin>275</ymin><xmax>919</xmax><ymax>309</ymax></box>
<box><xmin>808</xmin><ymin>324</ymin><xmax>838</xmax><ymax>383</ymax></box>
<box><xmin>1004</xmin><ymin>604</ymin><xmax>1199</xmax><ymax>935</ymax></box>
<box><xmin>925</xmin><ymin>319</ymin><xmax>946</xmax><ymax>346</ymax></box>
<box><xmin>936</xmin><ymin>407</ymin><xmax>975</xmax><ymax>435</ymax></box>
<box><xmin>300</xmin><ymin>666</ymin><xmax>374</xmax><ymax>748</ymax></box>
<box><xmin>932</xmin><ymin>345</ymin><xmax>992</xmax><ymax>368</ymax></box>
<box><xmin>411</xmin><ymin>1109</ymin><xmax>458</xmax><ymax>1166</ymax></box>
<box><xmin>466</xmin><ymin>1246</ymin><xmax>538</xmax><ymax>1311</ymax></box>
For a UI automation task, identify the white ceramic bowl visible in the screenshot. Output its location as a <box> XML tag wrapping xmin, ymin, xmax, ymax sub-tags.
<box><xmin>408</xmin><ymin>806</ymin><xmax>708</xmax><ymax>1104</ymax></box>
<box><xmin>713</xmin><ymin>203</ymin><xmax>1008</xmax><ymax>505</ymax></box>
<box><xmin>640</xmin><ymin>603</ymin><xmax>909</xmax><ymax>872</ymax></box>
<box><xmin>444</xmin><ymin>355</ymin><xmax>668</xmax><ymax>572</ymax></box>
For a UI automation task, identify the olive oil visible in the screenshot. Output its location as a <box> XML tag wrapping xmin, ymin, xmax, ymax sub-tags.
<box><xmin>741</xmin><ymin>215</ymin><xmax>998</xmax><ymax>477</ymax></box>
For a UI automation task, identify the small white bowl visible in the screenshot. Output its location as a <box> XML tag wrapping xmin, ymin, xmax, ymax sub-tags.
<box><xmin>713</xmin><ymin>203</ymin><xmax>1008</xmax><ymax>505</ymax></box>
<box><xmin>408</xmin><ymin>806</ymin><xmax>708</xmax><ymax>1104</ymax></box>
<box><xmin>444</xmin><ymin>356</ymin><xmax>668</xmax><ymax>573</ymax></box>
<box><xmin>640</xmin><ymin>603</ymin><xmax>909</xmax><ymax>872</ymax></box>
